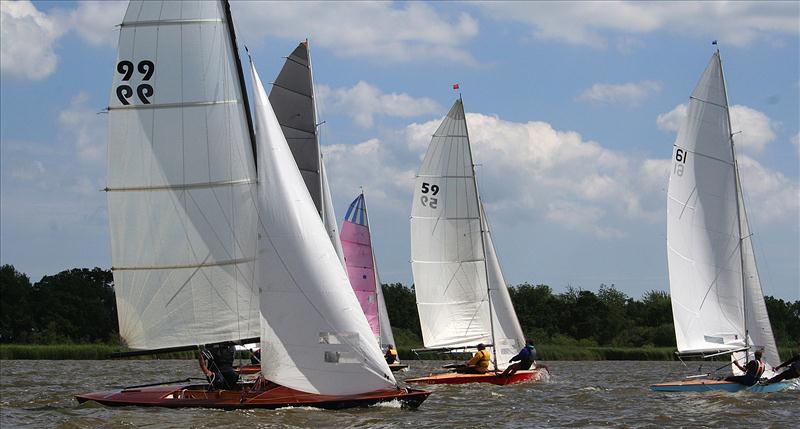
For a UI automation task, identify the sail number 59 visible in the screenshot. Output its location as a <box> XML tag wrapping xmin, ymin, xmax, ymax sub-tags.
<box><xmin>420</xmin><ymin>182</ymin><xmax>439</xmax><ymax>209</ymax></box>
<box><xmin>673</xmin><ymin>148</ymin><xmax>688</xmax><ymax>177</ymax></box>
<box><xmin>116</xmin><ymin>60</ymin><xmax>155</xmax><ymax>105</ymax></box>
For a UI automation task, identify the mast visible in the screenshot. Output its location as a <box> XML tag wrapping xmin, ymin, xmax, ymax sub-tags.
<box><xmin>306</xmin><ymin>39</ymin><xmax>326</xmax><ymax>219</ymax></box>
<box><xmin>717</xmin><ymin>47</ymin><xmax>750</xmax><ymax>361</ymax></box>
<box><xmin>223</xmin><ymin>0</ymin><xmax>257</xmax><ymax>170</ymax></box>
<box><xmin>461</xmin><ymin>95</ymin><xmax>499</xmax><ymax>371</ymax></box>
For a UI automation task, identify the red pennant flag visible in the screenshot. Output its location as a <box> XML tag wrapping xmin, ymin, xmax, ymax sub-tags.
<box><xmin>452</xmin><ymin>83</ymin><xmax>459</xmax><ymax>90</ymax></box>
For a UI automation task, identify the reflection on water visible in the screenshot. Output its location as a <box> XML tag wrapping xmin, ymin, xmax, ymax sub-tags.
<box><xmin>1</xmin><ymin>360</ymin><xmax>797</xmax><ymax>428</ymax></box>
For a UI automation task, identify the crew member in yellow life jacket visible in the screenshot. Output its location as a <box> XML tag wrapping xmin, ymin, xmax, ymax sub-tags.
<box><xmin>462</xmin><ymin>343</ymin><xmax>491</xmax><ymax>374</ymax></box>
<box><xmin>385</xmin><ymin>345</ymin><xmax>399</xmax><ymax>365</ymax></box>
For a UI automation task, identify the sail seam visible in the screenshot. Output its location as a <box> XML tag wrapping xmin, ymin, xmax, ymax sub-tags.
<box><xmin>416</xmin><ymin>174</ymin><xmax>474</xmax><ymax>178</ymax></box>
<box><xmin>112</xmin><ymin>257</ymin><xmax>256</xmax><ymax>271</ymax></box>
<box><xmin>412</xmin><ymin>258</ymin><xmax>485</xmax><ymax>263</ymax></box>
<box><xmin>120</xmin><ymin>18</ymin><xmax>224</xmax><ymax>28</ymax></box>
<box><xmin>105</xmin><ymin>178</ymin><xmax>255</xmax><ymax>192</ymax></box>
<box><xmin>271</xmin><ymin>82</ymin><xmax>313</xmax><ymax>100</ymax></box>
<box><xmin>412</xmin><ymin>215</ymin><xmax>481</xmax><ymax>220</ymax></box>
<box><xmin>108</xmin><ymin>99</ymin><xmax>238</xmax><ymax>111</ymax></box>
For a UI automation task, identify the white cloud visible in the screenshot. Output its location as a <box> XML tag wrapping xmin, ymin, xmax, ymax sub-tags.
<box><xmin>736</xmin><ymin>155</ymin><xmax>800</xmax><ymax>224</ymax></box>
<box><xmin>233</xmin><ymin>2</ymin><xmax>479</xmax><ymax>64</ymax></box>
<box><xmin>0</xmin><ymin>0</ymin><xmax>64</xmax><ymax>80</ymax></box>
<box><xmin>657</xmin><ymin>103</ymin><xmax>777</xmax><ymax>153</ymax></box>
<box><xmin>68</xmin><ymin>1</ymin><xmax>126</xmax><ymax>47</ymax></box>
<box><xmin>318</xmin><ymin>81</ymin><xmax>442</xmax><ymax>128</ymax></box>
<box><xmin>58</xmin><ymin>92</ymin><xmax>106</xmax><ymax>163</ymax></box>
<box><xmin>578</xmin><ymin>80</ymin><xmax>662</xmax><ymax>106</ymax></box>
<box><xmin>479</xmin><ymin>1</ymin><xmax>799</xmax><ymax>48</ymax></box>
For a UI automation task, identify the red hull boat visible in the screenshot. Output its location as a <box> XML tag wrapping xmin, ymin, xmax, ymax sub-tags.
<box><xmin>76</xmin><ymin>382</ymin><xmax>430</xmax><ymax>410</ymax></box>
<box><xmin>235</xmin><ymin>364</ymin><xmax>261</xmax><ymax>375</ymax></box>
<box><xmin>405</xmin><ymin>368</ymin><xmax>548</xmax><ymax>386</ymax></box>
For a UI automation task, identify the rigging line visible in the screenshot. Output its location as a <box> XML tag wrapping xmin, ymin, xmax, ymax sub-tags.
<box><xmin>676</xmin><ymin>186</ymin><xmax>697</xmax><ymax>220</ymax></box>
<box><xmin>120</xmin><ymin>18</ymin><xmax>224</xmax><ymax>28</ymax></box>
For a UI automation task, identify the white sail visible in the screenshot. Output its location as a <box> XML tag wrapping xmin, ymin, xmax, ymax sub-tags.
<box><xmin>375</xmin><ymin>265</ymin><xmax>397</xmax><ymax>349</ymax></box>
<box><xmin>482</xmin><ymin>205</ymin><xmax>526</xmax><ymax>367</ymax></box>
<box><xmin>107</xmin><ymin>0</ymin><xmax>259</xmax><ymax>350</ymax></box>
<box><xmin>736</xmin><ymin>173</ymin><xmax>781</xmax><ymax>369</ymax></box>
<box><xmin>667</xmin><ymin>51</ymin><xmax>779</xmax><ymax>364</ymax></box>
<box><xmin>411</xmin><ymin>99</ymin><xmax>525</xmax><ymax>369</ymax></box>
<box><xmin>249</xmin><ymin>61</ymin><xmax>395</xmax><ymax>395</ymax></box>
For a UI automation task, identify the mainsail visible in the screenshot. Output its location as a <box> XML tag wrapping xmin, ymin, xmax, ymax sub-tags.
<box><xmin>666</xmin><ymin>51</ymin><xmax>780</xmax><ymax>368</ymax></box>
<box><xmin>250</xmin><ymin>61</ymin><xmax>396</xmax><ymax>395</ymax></box>
<box><xmin>269</xmin><ymin>41</ymin><xmax>344</xmax><ymax>263</ymax></box>
<box><xmin>410</xmin><ymin>99</ymin><xmax>525</xmax><ymax>369</ymax></box>
<box><xmin>341</xmin><ymin>193</ymin><xmax>397</xmax><ymax>347</ymax></box>
<box><xmin>107</xmin><ymin>0</ymin><xmax>259</xmax><ymax>350</ymax></box>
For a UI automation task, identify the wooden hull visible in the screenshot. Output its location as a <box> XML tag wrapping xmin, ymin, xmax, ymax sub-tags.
<box><xmin>234</xmin><ymin>364</ymin><xmax>261</xmax><ymax>375</ymax></box>
<box><xmin>389</xmin><ymin>363</ymin><xmax>408</xmax><ymax>372</ymax></box>
<box><xmin>75</xmin><ymin>383</ymin><xmax>430</xmax><ymax>410</ymax></box>
<box><xmin>405</xmin><ymin>368</ymin><xmax>548</xmax><ymax>386</ymax></box>
<box><xmin>650</xmin><ymin>378</ymin><xmax>793</xmax><ymax>393</ymax></box>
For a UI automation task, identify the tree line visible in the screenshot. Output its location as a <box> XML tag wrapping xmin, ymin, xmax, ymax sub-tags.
<box><xmin>1</xmin><ymin>265</ymin><xmax>798</xmax><ymax>350</ymax></box>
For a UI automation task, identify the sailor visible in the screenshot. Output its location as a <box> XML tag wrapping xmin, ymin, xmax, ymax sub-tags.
<box><xmin>766</xmin><ymin>353</ymin><xmax>799</xmax><ymax>384</ymax></box>
<box><xmin>501</xmin><ymin>338</ymin><xmax>538</xmax><ymax>377</ymax></box>
<box><xmin>724</xmin><ymin>350</ymin><xmax>766</xmax><ymax>386</ymax></box>
<box><xmin>199</xmin><ymin>343</ymin><xmax>240</xmax><ymax>390</ymax></box>
<box><xmin>250</xmin><ymin>347</ymin><xmax>261</xmax><ymax>365</ymax></box>
<box><xmin>385</xmin><ymin>345</ymin><xmax>399</xmax><ymax>365</ymax></box>
<box><xmin>461</xmin><ymin>343</ymin><xmax>491</xmax><ymax>374</ymax></box>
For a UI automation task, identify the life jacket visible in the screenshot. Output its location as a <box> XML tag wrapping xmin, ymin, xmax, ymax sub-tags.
<box><xmin>755</xmin><ymin>360</ymin><xmax>766</xmax><ymax>378</ymax></box>
<box><xmin>387</xmin><ymin>348</ymin><xmax>398</xmax><ymax>357</ymax></box>
<box><xmin>475</xmin><ymin>349</ymin><xmax>491</xmax><ymax>371</ymax></box>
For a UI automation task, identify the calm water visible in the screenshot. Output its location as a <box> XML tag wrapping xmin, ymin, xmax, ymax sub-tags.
<box><xmin>1</xmin><ymin>360</ymin><xmax>797</xmax><ymax>428</ymax></box>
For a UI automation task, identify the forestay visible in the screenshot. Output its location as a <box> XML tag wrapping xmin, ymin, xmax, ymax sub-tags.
<box><xmin>410</xmin><ymin>99</ymin><xmax>524</xmax><ymax>369</ymax></box>
<box><xmin>250</xmin><ymin>62</ymin><xmax>395</xmax><ymax>395</ymax></box>
<box><xmin>107</xmin><ymin>0</ymin><xmax>259</xmax><ymax>350</ymax></box>
<box><xmin>666</xmin><ymin>51</ymin><xmax>779</xmax><ymax>368</ymax></box>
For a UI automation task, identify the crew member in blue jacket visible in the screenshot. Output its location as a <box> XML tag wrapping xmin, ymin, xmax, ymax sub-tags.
<box><xmin>501</xmin><ymin>338</ymin><xmax>538</xmax><ymax>377</ymax></box>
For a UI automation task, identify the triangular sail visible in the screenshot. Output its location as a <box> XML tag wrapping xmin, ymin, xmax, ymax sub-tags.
<box><xmin>340</xmin><ymin>193</ymin><xmax>397</xmax><ymax>347</ymax></box>
<box><xmin>107</xmin><ymin>0</ymin><xmax>259</xmax><ymax>350</ymax></box>
<box><xmin>269</xmin><ymin>41</ymin><xmax>344</xmax><ymax>263</ymax></box>
<box><xmin>410</xmin><ymin>99</ymin><xmax>524</xmax><ymax>369</ymax></box>
<box><xmin>250</xmin><ymin>61</ymin><xmax>395</xmax><ymax>395</ymax></box>
<box><xmin>667</xmin><ymin>51</ymin><xmax>779</xmax><ymax>363</ymax></box>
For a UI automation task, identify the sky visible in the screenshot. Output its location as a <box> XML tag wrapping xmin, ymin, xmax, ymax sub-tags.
<box><xmin>1</xmin><ymin>1</ymin><xmax>798</xmax><ymax>301</ymax></box>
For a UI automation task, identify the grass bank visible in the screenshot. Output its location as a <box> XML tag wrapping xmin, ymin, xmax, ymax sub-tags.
<box><xmin>2</xmin><ymin>344</ymin><xmax>795</xmax><ymax>362</ymax></box>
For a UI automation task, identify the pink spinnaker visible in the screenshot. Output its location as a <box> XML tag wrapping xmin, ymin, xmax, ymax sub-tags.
<box><xmin>340</xmin><ymin>194</ymin><xmax>380</xmax><ymax>338</ymax></box>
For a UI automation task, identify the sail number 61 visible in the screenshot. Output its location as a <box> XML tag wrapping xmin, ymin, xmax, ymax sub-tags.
<box><xmin>420</xmin><ymin>182</ymin><xmax>439</xmax><ymax>209</ymax></box>
<box><xmin>673</xmin><ymin>148</ymin><xmax>688</xmax><ymax>177</ymax></box>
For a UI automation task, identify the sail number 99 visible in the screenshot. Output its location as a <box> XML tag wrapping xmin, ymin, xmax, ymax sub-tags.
<box><xmin>116</xmin><ymin>60</ymin><xmax>155</xmax><ymax>105</ymax></box>
<box><xmin>673</xmin><ymin>148</ymin><xmax>688</xmax><ymax>177</ymax></box>
<box><xmin>420</xmin><ymin>182</ymin><xmax>439</xmax><ymax>209</ymax></box>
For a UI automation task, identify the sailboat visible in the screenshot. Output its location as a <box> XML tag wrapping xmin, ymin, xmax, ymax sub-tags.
<box><xmin>76</xmin><ymin>0</ymin><xmax>430</xmax><ymax>409</ymax></box>
<box><xmin>650</xmin><ymin>49</ymin><xmax>793</xmax><ymax>393</ymax></box>
<box><xmin>404</xmin><ymin>98</ymin><xmax>549</xmax><ymax>385</ymax></box>
<box><xmin>340</xmin><ymin>192</ymin><xmax>407</xmax><ymax>371</ymax></box>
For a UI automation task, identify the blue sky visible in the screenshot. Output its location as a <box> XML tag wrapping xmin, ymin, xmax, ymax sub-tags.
<box><xmin>1</xmin><ymin>1</ymin><xmax>798</xmax><ymax>300</ymax></box>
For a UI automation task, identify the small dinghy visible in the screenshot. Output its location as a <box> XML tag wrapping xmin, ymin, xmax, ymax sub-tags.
<box><xmin>76</xmin><ymin>0</ymin><xmax>430</xmax><ymax>410</ymax></box>
<box><xmin>649</xmin><ymin>47</ymin><xmax>792</xmax><ymax>393</ymax></box>
<box><xmin>389</xmin><ymin>363</ymin><xmax>409</xmax><ymax>372</ymax></box>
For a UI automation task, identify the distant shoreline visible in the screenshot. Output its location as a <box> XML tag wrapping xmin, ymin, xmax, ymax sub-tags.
<box><xmin>1</xmin><ymin>344</ymin><xmax>794</xmax><ymax>362</ymax></box>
